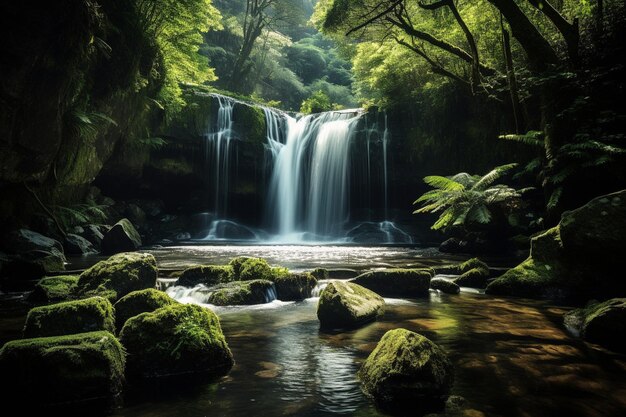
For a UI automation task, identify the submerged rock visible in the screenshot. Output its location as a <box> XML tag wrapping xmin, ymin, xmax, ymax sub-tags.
<box><xmin>113</xmin><ymin>288</ymin><xmax>178</xmax><ymax>331</ymax></box>
<box><xmin>0</xmin><ymin>331</ymin><xmax>125</xmax><ymax>408</ymax></box>
<box><xmin>352</xmin><ymin>269</ymin><xmax>431</xmax><ymax>297</ymax></box>
<box><xmin>430</xmin><ymin>278</ymin><xmax>460</xmax><ymax>294</ymax></box>
<box><xmin>273</xmin><ymin>273</ymin><xmax>317</xmax><ymax>301</ymax></box>
<box><xmin>119</xmin><ymin>303</ymin><xmax>233</xmax><ymax>379</ymax></box>
<box><xmin>177</xmin><ymin>265</ymin><xmax>234</xmax><ymax>287</ymax></box>
<box><xmin>358</xmin><ymin>328</ymin><xmax>454</xmax><ymax>414</ymax></box>
<box><xmin>73</xmin><ymin>252</ymin><xmax>157</xmax><ymax>302</ymax></box>
<box><xmin>208</xmin><ymin>279</ymin><xmax>276</xmax><ymax>306</ymax></box>
<box><xmin>564</xmin><ymin>298</ymin><xmax>626</xmax><ymax>353</ymax></box>
<box><xmin>101</xmin><ymin>218</ymin><xmax>142</xmax><ymax>255</ymax></box>
<box><xmin>317</xmin><ymin>281</ymin><xmax>384</xmax><ymax>330</ymax></box>
<box><xmin>28</xmin><ymin>275</ymin><xmax>79</xmax><ymax>303</ymax></box>
<box><xmin>23</xmin><ymin>296</ymin><xmax>115</xmax><ymax>338</ymax></box>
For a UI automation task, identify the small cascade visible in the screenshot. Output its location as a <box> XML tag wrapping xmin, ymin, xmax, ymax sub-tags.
<box><xmin>167</xmin><ymin>284</ymin><xmax>213</xmax><ymax>304</ymax></box>
<box><xmin>206</xmin><ymin>94</ymin><xmax>235</xmax><ymax>217</ymax></box>
<box><xmin>311</xmin><ymin>281</ymin><xmax>329</xmax><ymax>297</ymax></box>
<box><xmin>264</xmin><ymin>284</ymin><xmax>278</xmax><ymax>303</ymax></box>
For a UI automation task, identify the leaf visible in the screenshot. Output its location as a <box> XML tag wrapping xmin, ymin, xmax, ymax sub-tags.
<box><xmin>471</xmin><ymin>163</ymin><xmax>518</xmax><ymax>191</ymax></box>
<box><xmin>423</xmin><ymin>175</ymin><xmax>465</xmax><ymax>191</ymax></box>
<box><xmin>499</xmin><ymin>130</ymin><xmax>544</xmax><ymax>147</ymax></box>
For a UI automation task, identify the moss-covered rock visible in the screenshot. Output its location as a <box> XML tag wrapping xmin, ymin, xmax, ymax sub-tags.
<box><xmin>101</xmin><ymin>218</ymin><xmax>142</xmax><ymax>255</ymax></box>
<box><xmin>0</xmin><ymin>331</ymin><xmax>125</xmax><ymax>407</ymax></box>
<box><xmin>430</xmin><ymin>278</ymin><xmax>460</xmax><ymax>295</ymax></box>
<box><xmin>119</xmin><ymin>303</ymin><xmax>233</xmax><ymax>379</ymax></box>
<box><xmin>23</xmin><ymin>296</ymin><xmax>115</xmax><ymax>338</ymax></box>
<box><xmin>433</xmin><ymin>257</ymin><xmax>488</xmax><ymax>276</ymax></box>
<box><xmin>485</xmin><ymin>258</ymin><xmax>565</xmax><ymax>298</ymax></box>
<box><xmin>208</xmin><ymin>279</ymin><xmax>276</xmax><ymax>306</ymax></box>
<box><xmin>229</xmin><ymin>256</ymin><xmax>276</xmax><ymax>281</ymax></box>
<box><xmin>273</xmin><ymin>273</ymin><xmax>317</xmax><ymax>301</ymax></box>
<box><xmin>74</xmin><ymin>252</ymin><xmax>157</xmax><ymax>302</ymax></box>
<box><xmin>311</xmin><ymin>268</ymin><xmax>329</xmax><ymax>280</ymax></box>
<box><xmin>28</xmin><ymin>275</ymin><xmax>79</xmax><ymax>303</ymax></box>
<box><xmin>176</xmin><ymin>265</ymin><xmax>234</xmax><ymax>287</ymax></box>
<box><xmin>564</xmin><ymin>298</ymin><xmax>626</xmax><ymax>353</ymax></box>
<box><xmin>454</xmin><ymin>267</ymin><xmax>489</xmax><ymax>288</ymax></box>
<box><xmin>113</xmin><ymin>288</ymin><xmax>177</xmax><ymax>330</ymax></box>
<box><xmin>358</xmin><ymin>328</ymin><xmax>454</xmax><ymax>414</ymax></box>
<box><xmin>529</xmin><ymin>227</ymin><xmax>563</xmax><ymax>263</ymax></box>
<box><xmin>317</xmin><ymin>281</ymin><xmax>384</xmax><ymax>330</ymax></box>
<box><xmin>2</xmin><ymin>250</ymin><xmax>66</xmax><ymax>282</ymax></box>
<box><xmin>352</xmin><ymin>269</ymin><xmax>431</xmax><ymax>297</ymax></box>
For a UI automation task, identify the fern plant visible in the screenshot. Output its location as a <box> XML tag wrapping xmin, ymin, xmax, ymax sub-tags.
<box><xmin>413</xmin><ymin>164</ymin><xmax>531</xmax><ymax>231</ymax></box>
<box><xmin>54</xmin><ymin>203</ymin><xmax>108</xmax><ymax>229</ymax></box>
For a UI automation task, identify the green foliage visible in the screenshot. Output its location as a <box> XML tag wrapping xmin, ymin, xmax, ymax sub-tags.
<box><xmin>53</xmin><ymin>202</ymin><xmax>108</xmax><ymax>229</ymax></box>
<box><xmin>67</xmin><ymin>109</ymin><xmax>118</xmax><ymax>142</ymax></box>
<box><xmin>300</xmin><ymin>90</ymin><xmax>343</xmax><ymax>114</ymax></box>
<box><xmin>414</xmin><ymin>164</ymin><xmax>530</xmax><ymax>231</ymax></box>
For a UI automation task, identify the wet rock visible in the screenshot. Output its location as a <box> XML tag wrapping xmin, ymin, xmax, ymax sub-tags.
<box><xmin>101</xmin><ymin>218</ymin><xmax>142</xmax><ymax>255</ymax></box>
<box><xmin>564</xmin><ymin>298</ymin><xmax>626</xmax><ymax>353</ymax></box>
<box><xmin>310</xmin><ymin>268</ymin><xmax>329</xmax><ymax>280</ymax></box>
<box><xmin>2</xmin><ymin>249</ymin><xmax>66</xmax><ymax>283</ymax></box>
<box><xmin>358</xmin><ymin>328</ymin><xmax>454</xmax><ymax>414</ymax></box>
<box><xmin>327</xmin><ymin>268</ymin><xmax>359</xmax><ymax>279</ymax></box>
<box><xmin>352</xmin><ymin>269</ymin><xmax>431</xmax><ymax>297</ymax></box>
<box><xmin>317</xmin><ymin>281</ymin><xmax>384</xmax><ymax>330</ymax></box>
<box><xmin>74</xmin><ymin>252</ymin><xmax>157</xmax><ymax>302</ymax></box>
<box><xmin>80</xmin><ymin>224</ymin><xmax>105</xmax><ymax>249</ymax></box>
<box><xmin>177</xmin><ymin>265</ymin><xmax>234</xmax><ymax>287</ymax></box>
<box><xmin>229</xmin><ymin>256</ymin><xmax>285</xmax><ymax>281</ymax></box>
<box><xmin>0</xmin><ymin>331</ymin><xmax>125</xmax><ymax>408</ymax></box>
<box><xmin>3</xmin><ymin>228</ymin><xmax>64</xmax><ymax>255</ymax></box>
<box><xmin>273</xmin><ymin>273</ymin><xmax>317</xmax><ymax>301</ymax></box>
<box><xmin>23</xmin><ymin>296</ymin><xmax>115</xmax><ymax>338</ymax></box>
<box><xmin>175</xmin><ymin>232</ymin><xmax>191</xmax><ymax>240</ymax></box>
<box><xmin>64</xmin><ymin>233</ymin><xmax>96</xmax><ymax>255</ymax></box>
<box><xmin>434</xmin><ymin>258</ymin><xmax>488</xmax><ymax>276</ymax></box>
<box><xmin>28</xmin><ymin>275</ymin><xmax>79</xmax><ymax>303</ymax></box>
<box><xmin>454</xmin><ymin>267</ymin><xmax>489</xmax><ymax>288</ymax></box>
<box><xmin>208</xmin><ymin>280</ymin><xmax>276</xmax><ymax>306</ymax></box>
<box><xmin>113</xmin><ymin>288</ymin><xmax>178</xmax><ymax>330</ymax></box>
<box><xmin>430</xmin><ymin>278</ymin><xmax>460</xmax><ymax>294</ymax></box>
<box><xmin>119</xmin><ymin>303</ymin><xmax>233</xmax><ymax>379</ymax></box>
<box><xmin>439</xmin><ymin>237</ymin><xmax>467</xmax><ymax>254</ymax></box>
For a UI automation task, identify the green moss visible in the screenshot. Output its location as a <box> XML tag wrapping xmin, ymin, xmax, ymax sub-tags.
<box><xmin>177</xmin><ymin>265</ymin><xmax>234</xmax><ymax>287</ymax></box>
<box><xmin>565</xmin><ymin>298</ymin><xmax>626</xmax><ymax>352</ymax></box>
<box><xmin>207</xmin><ymin>279</ymin><xmax>275</xmax><ymax>306</ymax></box>
<box><xmin>459</xmin><ymin>258</ymin><xmax>489</xmax><ymax>274</ymax></box>
<box><xmin>317</xmin><ymin>281</ymin><xmax>385</xmax><ymax>330</ymax></box>
<box><xmin>119</xmin><ymin>303</ymin><xmax>233</xmax><ymax>379</ymax></box>
<box><xmin>233</xmin><ymin>104</ymin><xmax>266</xmax><ymax>147</ymax></box>
<box><xmin>430</xmin><ymin>278</ymin><xmax>460</xmax><ymax>294</ymax></box>
<box><xmin>454</xmin><ymin>267</ymin><xmax>489</xmax><ymax>288</ymax></box>
<box><xmin>29</xmin><ymin>275</ymin><xmax>79</xmax><ymax>303</ymax></box>
<box><xmin>113</xmin><ymin>288</ymin><xmax>177</xmax><ymax>331</ymax></box>
<box><xmin>229</xmin><ymin>256</ymin><xmax>281</xmax><ymax>281</ymax></box>
<box><xmin>485</xmin><ymin>258</ymin><xmax>564</xmax><ymax>298</ymax></box>
<box><xmin>0</xmin><ymin>331</ymin><xmax>125</xmax><ymax>407</ymax></box>
<box><xmin>74</xmin><ymin>252</ymin><xmax>157</xmax><ymax>302</ymax></box>
<box><xmin>352</xmin><ymin>269</ymin><xmax>431</xmax><ymax>297</ymax></box>
<box><xmin>23</xmin><ymin>296</ymin><xmax>115</xmax><ymax>338</ymax></box>
<box><xmin>530</xmin><ymin>226</ymin><xmax>563</xmax><ymax>263</ymax></box>
<box><xmin>357</xmin><ymin>328</ymin><xmax>453</xmax><ymax>413</ymax></box>
<box><xmin>149</xmin><ymin>158</ymin><xmax>194</xmax><ymax>176</ymax></box>
<box><xmin>274</xmin><ymin>273</ymin><xmax>317</xmax><ymax>301</ymax></box>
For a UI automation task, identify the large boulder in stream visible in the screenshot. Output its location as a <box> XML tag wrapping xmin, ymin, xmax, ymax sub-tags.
<box><xmin>358</xmin><ymin>328</ymin><xmax>454</xmax><ymax>414</ymax></box>
<box><xmin>564</xmin><ymin>298</ymin><xmax>626</xmax><ymax>353</ymax></box>
<box><xmin>101</xmin><ymin>218</ymin><xmax>142</xmax><ymax>255</ymax></box>
<box><xmin>64</xmin><ymin>233</ymin><xmax>96</xmax><ymax>255</ymax></box>
<box><xmin>352</xmin><ymin>269</ymin><xmax>432</xmax><ymax>297</ymax></box>
<box><xmin>430</xmin><ymin>278</ymin><xmax>460</xmax><ymax>295</ymax></box>
<box><xmin>113</xmin><ymin>288</ymin><xmax>178</xmax><ymax>331</ymax></box>
<box><xmin>23</xmin><ymin>296</ymin><xmax>115</xmax><ymax>338</ymax></box>
<box><xmin>28</xmin><ymin>275</ymin><xmax>79</xmax><ymax>303</ymax></box>
<box><xmin>73</xmin><ymin>252</ymin><xmax>157</xmax><ymax>302</ymax></box>
<box><xmin>454</xmin><ymin>267</ymin><xmax>489</xmax><ymax>288</ymax></box>
<box><xmin>1</xmin><ymin>229</ymin><xmax>67</xmax><ymax>283</ymax></box>
<box><xmin>0</xmin><ymin>331</ymin><xmax>125</xmax><ymax>408</ymax></box>
<box><xmin>177</xmin><ymin>265</ymin><xmax>234</xmax><ymax>287</ymax></box>
<box><xmin>317</xmin><ymin>281</ymin><xmax>384</xmax><ymax>330</ymax></box>
<box><xmin>273</xmin><ymin>272</ymin><xmax>317</xmax><ymax>301</ymax></box>
<box><xmin>229</xmin><ymin>256</ymin><xmax>286</xmax><ymax>281</ymax></box>
<box><xmin>207</xmin><ymin>279</ymin><xmax>276</xmax><ymax>306</ymax></box>
<box><xmin>119</xmin><ymin>303</ymin><xmax>233</xmax><ymax>379</ymax></box>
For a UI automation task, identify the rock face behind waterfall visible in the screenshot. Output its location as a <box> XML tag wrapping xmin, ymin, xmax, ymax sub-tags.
<box><xmin>358</xmin><ymin>328</ymin><xmax>454</xmax><ymax>414</ymax></box>
<box><xmin>351</xmin><ymin>269</ymin><xmax>432</xmax><ymax>297</ymax></box>
<box><xmin>119</xmin><ymin>303</ymin><xmax>233</xmax><ymax>379</ymax></box>
<box><xmin>317</xmin><ymin>281</ymin><xmax>384</xmax><ymax>330</ymax></box>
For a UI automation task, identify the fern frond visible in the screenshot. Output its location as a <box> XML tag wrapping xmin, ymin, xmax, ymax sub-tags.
<box><xmin>466</xmin><ymin>204</ymin><xmax>492</xmax><ymax>224</ymax></box>
<box><xmin>547</xmin><ymin>187</ymin><xmax>563</xmax><ymax>211</ymax></box>
<box><xmin>499</xmin><ymin>130</ymin><xmax>544</xmax><ymax>147</ymax></box>
<box><xmin>423</xmin><ymin>176</ymin><xmax>465</xmax><ymax>191</ymax></box>
<box><xmin>471</xmin><ymin>163</ymin><xmax>518</xmax><ymax>191</ymax></box>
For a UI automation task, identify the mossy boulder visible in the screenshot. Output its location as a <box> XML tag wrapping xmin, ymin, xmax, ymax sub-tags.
<box><xmin>273</xmin><ymin>273</ymin><xmax>317</xmax><ymax>301</ymax></box>
<box><xmin>229</xmin><ymin>256</ymin><xmax>275</xmax><ymax>281</ymax></box>
<box><xmin>311</xmin><ymin>268</ymin><xmax>329</xmax><ymax>280</ymax></box>
<box><xmin>113</xmin><ymin>288</ymin><xmax>178</xmax><ymax>330</ymax></box>
<box><xmin>23</xmin><ymin>296</ymin><xmax>115</xmax><ymax>338</ymax></box>
<box><xmin>430</xmin><ymin>278</ymin><xmax>460</xmax><ymax>295</ymax></box>
<box><xmin>207</xmin><ymin>279</ymin><xmax>276</xmax><ymax>306</ymax></box>
<box><xmin>0</xmin><ymin>331</ymin><xmax>125</xmax><ymax>407</ymax></box>
<box><xmin>2</xmin><ymin>250</ymin><xmax>66</xmax><ymax>282</ymax></box>
<box><xmin>454</xmin><ymin>267</ymin><xmax>489</xmax><ymax>288</ymax></box>
<box><xmin>176</xmin><ymin>265</ymin><xmax>234</xmax><ymax>287</ymax></box>
<box><xmin>101</xmin><ymin>218</ymin><xmax>142</xmax><ymax>255</ymax></box>
<box><xmin>119</xmin><ymin>303</ymin><xmax>234</xmax><ymax>379</ymax></box>
<box><xmin>28</xmin><ymin>275</ymin><xmax>79</xmax><ymax>303</ymax></box>
<box><xmin>317</xmin><ymin>281</ymin><xmax>384</xmax><ymax>330</ymax></box>
<box><xmin>358</xmin><ymin>328</ymin><xmax>454</xmax><ymax>414</ymax></box>
<box><xmin>74</xmin><ymin>252</ymin><xmax>157</xmax><ymax>302</ymax></box>
<box><xmin>352</xmin><ymin>269</ymin><xmax>432</xmax><ymax>297</ymax></box>
<box><xmin>564</xmin><ymin>298</ymin><xmax>626</xmax><ymax>353</ymax></box>
<box><xmin>485</xmin><ymin>258</ymin><xmax>565</xmax><ymax>298</ymax></box>
<box><xmin>433</xmin><ymin>257</ymin><xmax>488</xmax><ymax>275</ymax></box>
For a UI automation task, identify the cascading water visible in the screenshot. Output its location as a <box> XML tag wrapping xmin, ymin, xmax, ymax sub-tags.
<box><xmin>206</xmin><ymin>95</ymin><xmax>235</xmax><ymax>217</ymax></box>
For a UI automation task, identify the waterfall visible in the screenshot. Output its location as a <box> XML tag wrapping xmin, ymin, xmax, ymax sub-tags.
<box><xmin>266</xmin><ymin>110</ymin><xmax>363</xmax><ymax>241</ymax></box>
<box><xmin>382</xmin><ymin>114</ymin><xmax>389</xmax><ymax>219</ymax></box>
<box><xmin>206</xmin><ymin>95</ymin><xmax>235</xmax><ymax>217</ymax></box>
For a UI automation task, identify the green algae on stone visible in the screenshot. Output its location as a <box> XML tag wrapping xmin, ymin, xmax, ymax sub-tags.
<box><xmin>29</xmin><ymin>275</ymin><xmax>79</xmax><ymax>303</ymax></box>
<box><xmin>358</xmin><ymin>328</ymin><xmax>454</xmax><ymax>414</ymax></box>
<box><xmin>352</xmin><ymin>269</ymin><xmax>431</xmax><ymax>297</ymax></box>
<box><xmin>119</xmin><ymin>303</ymin><xmax>234</xmax><ymax>379</ymax></box>
<box><xmin>564</xmin><ymin>298</ymin><xmax>626</xmax><ymax>353</ymax></box>
<box><xmin>317</xmin><ymin>281</ymin><xmax>384</xmax><ymax>330</ymax></box>
<box><xmin>229</xmin><ymin>256</ymin><xmax>274</xmax><ymax>281</ymax></box>
<box><xmin>273</xmin><ymin>273</ymin><xmax>317</xmax><ymax>301</ymax></box>
<box><xmin>208</xmin><ymin>279</ymin><xmax>276</xmax><ymax>305</ymax></box>
<box><xmin>74</xmin><ymin>252</ymin><xmax>157</xmax><ymax>302</ymax></box>
<box><xmin>23</xmin><ymin>296</ymin><xmax>115</xmax><ymax>338</ymax></box>
<box><xmin>177</xmin><ymin>264</ymin><xmax>234</xmax><ymax>287</ymax></box>
<box><xmin>113</xmin><ymin>288</ymin><xmax>178</xmax><ymax>330</ymax></box>
<box><xmin>0</xmin><ymin>331</ymin><xmax>125</xmax><ymax>407</ymax></box>
<box><xmin>430</xmin><ymin>278</ymin><xmax>460</xmax><ymax>294</ymax></box>
<box><xmin>454</xmin><ymin>267</ymin><xmax>489</xmax><ymax>288</ymax></box>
